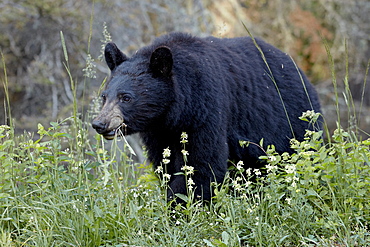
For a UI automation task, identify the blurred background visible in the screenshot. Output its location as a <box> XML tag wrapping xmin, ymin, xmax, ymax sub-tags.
<box><xmin>0</xmin><ymin>0</ymin><xmax>369</xmax><ymax>137</ymax></box>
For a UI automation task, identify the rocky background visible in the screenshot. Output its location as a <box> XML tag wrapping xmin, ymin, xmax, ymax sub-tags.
<box><xmin>0</xmin><ymin>0</ymin><xmax>369</xmax><ymax>137</ymax></box>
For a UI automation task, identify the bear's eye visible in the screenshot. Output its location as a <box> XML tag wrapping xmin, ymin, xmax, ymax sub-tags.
<box><xmin>119</xmin><ymin>94</ymin><xmax>132</xmax><ymax>103</ymax></box>
<box><xmin>101</xmin><ymin>94</ymin><xmax>106</xmax><ymax>104</ymax></box>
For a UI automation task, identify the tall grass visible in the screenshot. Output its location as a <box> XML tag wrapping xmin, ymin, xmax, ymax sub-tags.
<box><xmin>1</xmin><ymin>52</ymin><xmax>12</xmax><ymax>129</ymax></box>
<box><xmin>1</xmin><ymin>31</ymin><xmax>370</xmax><ymax>247</ymax></box>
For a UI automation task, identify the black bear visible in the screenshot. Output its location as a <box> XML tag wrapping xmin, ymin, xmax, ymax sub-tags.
<box><xmin>92</xmin><ymin>32</ymin><xmax>321</xmax><ymax>202</ymax></box>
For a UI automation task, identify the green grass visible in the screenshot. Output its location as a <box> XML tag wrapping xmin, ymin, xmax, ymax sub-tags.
<box><xmin>0</xmin><ymin>114</ymin><xmax>369</xmax><ymax>246</ymax></box>
<box><xmin>1</xmin><ymin>29</ymin><xmax>370</xmax><ymax>247</ymax></box>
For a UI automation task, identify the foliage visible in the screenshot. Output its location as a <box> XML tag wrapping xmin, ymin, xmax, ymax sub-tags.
<box><xmin>0</xmin><ymin>112</ymin><xmax>369</xmax><ymax>246</ymax></box>
<box><xmin>257</xmin><ymin>126</ymin><xmax>370</xmax><ymax>246</ymax></box>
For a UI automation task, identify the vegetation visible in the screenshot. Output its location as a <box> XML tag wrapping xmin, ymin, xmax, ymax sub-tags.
<box><xmin>0</xmin><ymin>108</ymin><xmax>369</xmax><ymax>246</ymax></box>
<box><xmin>1</xmin><ymin>0</ymin><xmax>369</xmax><ymax>246</ymax></box>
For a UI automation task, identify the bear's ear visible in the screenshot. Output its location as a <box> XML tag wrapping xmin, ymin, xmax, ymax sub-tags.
<box><xmin>149</xmin><ymin>46</ymin><xmax>173</xmax><ymax>78</ymax></box>
<box><xmin>105</xmin><ymin>42</ymin><xmax>127</xmax><ymax>71</ymax></box>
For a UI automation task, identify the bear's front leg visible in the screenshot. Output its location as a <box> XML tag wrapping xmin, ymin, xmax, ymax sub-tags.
<box><xmin>167</xmin><ymin>175</ymin><xmax>187</xmax><ymax>202</ymax></box>
<box><xmin>167</xmin><ymin>166</ymin><xmax>216</xmax><ymax>203</ymax></box>
<box><xmin>167</xmin><ymin>133</ymin><xmax>229</xmax><ymax>202</ymax></box>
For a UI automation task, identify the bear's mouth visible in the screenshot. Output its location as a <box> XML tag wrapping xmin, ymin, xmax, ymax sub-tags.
<box><xmin>102</xmin><ymin>123</ymin><xmax>127</xmax><ymax>140</ymax></box>
<box><xmin>102</xmin><ymin>131</ymin><xmax>116</xmax><ymax>140</ymax></box>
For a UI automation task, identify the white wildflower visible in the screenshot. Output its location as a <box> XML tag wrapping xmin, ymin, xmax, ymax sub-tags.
<box><xmin>181</xmin><ymin>132</ymin><xmax>188</xmax><ymax>140</ymax></box>
<box><xmin>155</xmin><ymin>166</ymin><xmax>163</xmax><ymax>174</ymax></box>
<box><xmin>245</xmin><ymin>181</ymin><xmax>252</xmax><ymax>187</ymax></box>
<box><xmin>163</xmin><ymin>147</ymin><xmax>171</xmax><ymax>158</ymax></box>
<box><xmin>269</xmin><ymin>156</ymin><xmax>277</xmax><ymax>162</ymax></box>
<box><xmin>305</xmin><ymin>130</ymin><xmax>315</xmax><ymax>137</ymax></box>
<box><xmin>162</xmin><ymin>159</ymin><xmax>170</xmax><ymax>165</ymax></box>
<box><xmin>255</xmin><ymin>217</ymin><xmax>259</xmax><ymax>225</ymax></box>
<box><xmin>301</xmin><ymin>110</ymin><xmax>316</xmax><ymax>119</ymax></box>
<box><xmin>232</xmin><ymin>177</ymin><xmax>243</xmax><ymax>191</ymax></box>
<box><xmin>285</xmin><ymin>164</ymin><xmax>296</xmax><ymax>174</ymax></box>
<box><xmin>236</xmin><ymin>161</ymin><xmax>244</xmax><ymax>170</ymax></box>
<box><xmin>163</xmin><ymin>173</ymin><xmax>171</xmax><ymax>181</ymax></box>
<box><xmin>180</xmin><ymin>132</ymin><xmax>188</xmax><ymax>143</ymax></box>
<box><xmin>187</xmin><ymin>177</ymin><xmax>195</xmax><ymax>190</ymax></box>
<box><xmin>254</xmin><ymin>168</ymin><xmax>262</xmax><ymax>176</ymax></box>
<box><xmin>181</xmin><ymin>165</ymin><xmax>194</xmax><ymax>175</ymax></box>
<box><xmin>291</xmin><ymin>181</ymin><xmax>297</xmax><ymax>188</ymax></box>
<box><xmin>285</xmin><ymin>197</ymin><xmax>292</xmax><ymax>205</ymax></box>
<box><xmin>246</xmin><ymin>168</ymin><xmax>252</xmax><ymax>177</ymax></box>
<box><xmin>304</xmin><ymin>144</ymin><xmax>311</xmax><ymax>150</ymax></box>
<box><xmin>266</xmin><ymin>163</ymin><xmax>277</xmax><ymax>173</ymax></box>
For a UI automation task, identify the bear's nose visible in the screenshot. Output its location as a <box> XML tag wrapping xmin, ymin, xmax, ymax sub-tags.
<box><xmin>91</xmin><ymin>120</ymin><xmax>107</xmax><ymax>134</ymax></box>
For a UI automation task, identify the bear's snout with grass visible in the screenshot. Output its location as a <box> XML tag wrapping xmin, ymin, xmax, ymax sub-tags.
<box><xmin>92</xmin><ymin>32</ymin><xmax>321</xmax><ymax>202</ymax></box>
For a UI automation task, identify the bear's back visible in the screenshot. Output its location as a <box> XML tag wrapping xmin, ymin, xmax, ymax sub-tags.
<box><xmin>138</xmin><ymin>32</ymin><xmax>320</xmax><ymax>159</ymax></box>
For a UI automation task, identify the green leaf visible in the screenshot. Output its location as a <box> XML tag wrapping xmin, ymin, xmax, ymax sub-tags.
<box><xmin>0</xmin><ymin>193</ymin><xmax>11</xmax><ymax>199</ymax></box>
<box><xmin>221</xmin><ymin>231</ymin><xmax>230</xmax><ymax>245</ymax></box>
<box><xmin>60</xmin><ymin>31</ymin><xmax>69</xmax><ymax>63</ymax></box>
<box><xmin>175</xmin><ymin>193</ymin><xmax>189</xmax><ymax>203</ymax></box>
<box><xmin>203</xmin><ymin>239</ymin><xmax>215</xmax><ymax>247</ymax></box>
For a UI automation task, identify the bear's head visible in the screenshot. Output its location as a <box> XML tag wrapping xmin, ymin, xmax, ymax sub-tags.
<box><xmin>92</xmin><ymin>42</ymin><xmax>175</xmax><ymax>139</ymax></box>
